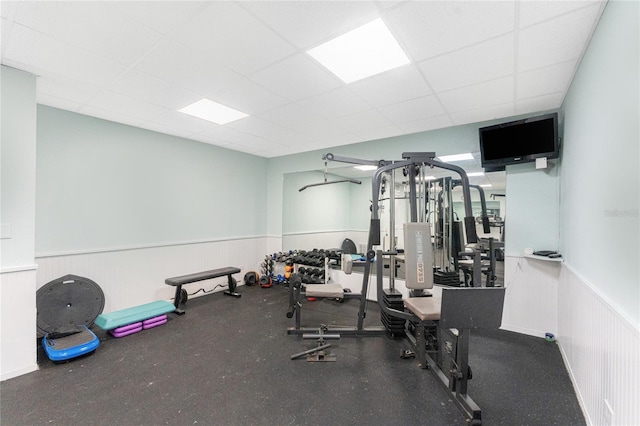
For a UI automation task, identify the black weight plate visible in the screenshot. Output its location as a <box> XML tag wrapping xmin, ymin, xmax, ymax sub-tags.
<box><xmin>36</xmin><ymin>274</ymin><xmax>105</xmax><ymax>337</ymax></box>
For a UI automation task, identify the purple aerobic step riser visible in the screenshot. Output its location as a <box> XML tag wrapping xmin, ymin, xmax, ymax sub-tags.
<box><xmin>143</xmin><ymin>314</ymin><xmax>167</xmax><ymax>326</ymax></box>
<box><xmin>109</xmin><ymin>325</ymin><xmax>143</xmax><ymax>338</ymax></box>
<box><xmin>113</xmin><ymin>322</ymin><xmax>143</xmax><ymax>333</ymax></box>
<box><xmin>143</xmin><ymin>317</ymin><xmax>167</xmax><ymax>330</ymax></box>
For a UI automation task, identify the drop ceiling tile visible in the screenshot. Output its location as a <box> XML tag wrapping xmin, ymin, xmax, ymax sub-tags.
<box><xmin>517</xmin><ymin>60</ymin><xmax>577</xmax><ymax>100</ymax></box>
<box><xmin>419</xmin><ymin>34</ymin><xmax>514</xmax><ymax>93</ymax></box>
<box><xmin>140</xmin><ymin>121</ymin><xmax>200</xmax><ymax>141</ymax></box>
<box><xmin>519</xmin><ymin>1</ymin><xmax>603</xmax><ymax>28</ymax></box>
<box><xmin>114</xmin><ymin>1</ymin><xmax>206</xmax><ymax>35</ymax></box>
<box><xmin>169</xmin><ymin>2</ymin><xmax>296</xmax><ymax>76</ymax></box>
<box><xmin>133</xmin><ymin>38</ymin><xmax>244</xmax><ymax>96</ymax></box>
<box><xmin>241</xmin><ymin>1</ymin><xmax>380</xmax><ymax>50</ymax></box>
<box><xmin>250</xmin><ymin>54</ymin><xmax>342</xmax><ymax>102</ymax></box>
<box><xmin>151</xmin><ymin>110</ymin><xmax>220</xmax><ymax>135</ymax></box>
<box><xmin>212</xmin><ymin>78</ymin><xmax>289</xmax><ymax>116</ymax></box>
<box><xmin>226</xmin><ymin>116</ymin><xmax>294</xmax><ymax>140</ymax></box>
<box><xmin>13</xmin><ymin>2</ymin><xmax>163</xmax><ymax>66</ymax></box>
<box><xmin>108</xmin><ymin>69</ymin><xmax>199</xmax><ymax>110</ymax></box>
<box><xmin>449</xmin><ymin>102</ymin><xmax>515</xmax><ymax>126</ymax></box>
<box><xmin>397</xmin><ymin>114</ymin><xmax>454</xmax><ymax>135</ymax></box>
<box><xmin>517</xmin><ymin>3</ymin><xmax>603</xmax><ymax>72</ymax></box>
<box><xmin>314</xmin><ymin>132</ymin><xmax>364</xmax><ymax>149</ymax></box>
<box><xmin>349</xmin><ymin>64</ymin><xmax>431</xmax><ymax>107</ymax></box>
<box><xmin>264</xmin><ymin>128</ymin><xmax>313</xmax><ymax>148</ymax></box>
<box><xmin>257</xmin><ymin>103</ymin><xmax>338</xmax><ymax>135</ymax></box>
<box><xmin>37</xmin><ymin>73</ymin><xmax>103</xmax><ymax>106</ymax></box>
<box><xmin>296</xmin><ymin>87</ymin><xmax>371</xmax><ymax>119</ymax></box>
<box><xmin>36</xmin><ymin>93</ymin><xmax>83</xmax><ymax>112</ymax></box>
<box><xmin>3</xmin><ymin>24</ymin><xmax>127</xmax><ymax>87</ymax></box>
<box><xmin>0</xmin><ymin>2</ymin><xmax>18</xmax><ymax>19</ymax></box>
<box><xmin>334</xmin><ymin>109</ymin><xmax>393</xmax><ymax>134</ymax></box>
<box><xmin>85</xmin><ymin>90</ymin><xmax>170</xmax><ymax>123</ymax></box>
<box><xmin>355</xmin><ymin>123</ymin><xmax>404</xmax><ymax>142</ymax></box>
<box><xmin>514</xmin><ymin>93</ymin><xmax>565</xmax><ymax>115</ymax></box>
<box><xmin>438</xmin><ymin>76</ymin><xmax>514</xmax><ymax>114</ymax></box>
<box><xmin>386</xmin><ymin>1</ymin><xmax>515</xmax><ymax>61</ymax></box>
<box><xmin>377</xmin><ymin>95</ymin><xmax>445</xmax><ymax>124</ymax></box>
<box><xmin>77</xmin><ymin>104</ymin><xmax>146</xmax><ymax>129</ymax></box>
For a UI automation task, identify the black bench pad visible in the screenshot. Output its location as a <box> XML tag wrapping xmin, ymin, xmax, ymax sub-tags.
<box><xmin>165</xmin><ymin>267</ymin><xmax>242</xmax><ymax>314</ymax></box>
<box><xmin>165</xmin><ymin>267</ymin><xmax>241</xmax><ymax>286</ymax></box>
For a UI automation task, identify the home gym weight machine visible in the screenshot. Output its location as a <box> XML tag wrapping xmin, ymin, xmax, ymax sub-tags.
<box><xmin>359</xmin><ymin>152</ymin><xmax>505</xmax><ymax>425</ymax></box>
<box><xmin>431</xmin><ymin>177</ymin><xmax>499</xmax><ymax>287</ymax></box>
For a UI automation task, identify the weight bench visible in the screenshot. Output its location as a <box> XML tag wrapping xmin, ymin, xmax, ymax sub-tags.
<box><xmin>286</xmin><ymin>274</ymin><xmax>365</xmax><ymax>335</ymax></box>
<box><xmin>165</xmin><ymin>266</ymin><xmax>241</xmax><ymax>315</ymax></box>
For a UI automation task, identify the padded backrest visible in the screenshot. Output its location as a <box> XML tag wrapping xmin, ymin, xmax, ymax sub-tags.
<box><xmin>341</xmin><ymin>238</ymin><xmax>357</xmax><ymax>254</ymax></box>
<box><xmin>403</xmin><ymin>222</ymin><xmax>433</xmax><ymax>290</ymax></box>
<box><xmin>440</xmin><ymin>287</ymin><xmax>506</xmax><ymax>329</ymax></box>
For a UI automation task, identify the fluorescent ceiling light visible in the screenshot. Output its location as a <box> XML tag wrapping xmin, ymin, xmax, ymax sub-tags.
<box><xmin>480</xmin><ymin>184</ymin><xmax>492</xmax><ymax>188</ymax></box>
<box><xmin>419</xmin><ymin>176</ymin><xmax>437</xmax><ymax>181</ymax></box>
<box><xmin>467</xmin><ymin>172</ymin><xmax>485</xmax><ymax>177</ymax></box>
<box><xmin>354</xmin><ymin>165</ymin><xmax>377</xmax><ymax>171</ymax></box>
<box><xmin>307</xmin><ymin>18</ymin><xmax>410</xmax><ymax>84</ymax></box>
<box><xmin>438</xmin><ymin>153</ymin><xmax>474</xmax><ymax>162</ymax></box>
<box><xmin>178</xmin><ymin>98</ymin><xmax>248</xmax><ymax>125</ymax></box>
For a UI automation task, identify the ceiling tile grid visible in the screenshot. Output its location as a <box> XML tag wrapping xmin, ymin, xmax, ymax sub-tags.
<box><xmin>0</xmin><ymin>0</ymin><xmax>607</xmax><ymax>159</ymax></box>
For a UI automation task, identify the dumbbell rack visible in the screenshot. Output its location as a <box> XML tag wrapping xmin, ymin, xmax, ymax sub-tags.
<box><xmin>294</xmin><ymin>257</ymin><xmax>329</xmax><ymax>285</ymax></box>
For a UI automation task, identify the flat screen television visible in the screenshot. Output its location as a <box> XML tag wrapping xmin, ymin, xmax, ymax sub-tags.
<box><xmin>479</xmin><ymin>113</ymin><xmax>559</xmax><ymax>170</ymax></box>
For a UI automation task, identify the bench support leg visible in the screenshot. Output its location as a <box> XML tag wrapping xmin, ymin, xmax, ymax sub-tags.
<box><xmin>223</xmin><ymin>275</ymin><xmax>241</xmax><ymax>298</ymax></box>
<box><xmin>172</xmin><ymin>285</ymin><xmax>186</xmax><ymax>315</ymax></box>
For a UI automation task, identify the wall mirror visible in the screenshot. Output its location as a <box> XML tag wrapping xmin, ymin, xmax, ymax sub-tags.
<box><xmin>282</xmin><ymin>165</ymin><xmax>506</xmax><ymax>284</ymax></box>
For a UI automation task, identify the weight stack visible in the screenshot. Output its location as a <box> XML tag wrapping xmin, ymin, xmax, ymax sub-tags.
<box><xmin>381</xmin><ymin>288</ymin><xmax>405</xmax><ymax>338</ymax></box>
<box><xmin>433</xmin><ymin>270</ymin><xmax>461</xmax><ymax>286</ymax></box>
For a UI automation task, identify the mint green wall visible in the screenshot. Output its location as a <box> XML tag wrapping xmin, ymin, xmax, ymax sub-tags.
<box><xmin>1</xmin><ymin>66</ymin><xmax>37</xmax><ymax>268</ymax></box>
<box><xmin>282</xmin><ymin>171</ymin><xmax>351</xmax><ymax>233</ymax></box>
<box><xmin>349</xmin><ymin>177</ymin><xmax>372</xmax><ymax>231</ymax></box>
<box><xmin>268</xmin><ymin>115</ymin><xmax>559</xmax><ymax>257</ymax></box>
<box><xmin>36</xmin><ymin>106</ymin><xmax>268</xmax><ymax>255</ymax></box>
<box><xmin>560</xmin><ymin>1</ymin><xmax>639</xmax><ymax>324</ymax></box>
<box><xmin>504</xmin><ymin>162</ymin><xmax>560</xmax><ymax>255</ymax></box>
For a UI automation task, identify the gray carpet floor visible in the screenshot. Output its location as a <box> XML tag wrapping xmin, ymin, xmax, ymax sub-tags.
<box><xmin>1</xmin><ymin>280</ymin><xmax>583</xmax><ymax>426</ymax></box>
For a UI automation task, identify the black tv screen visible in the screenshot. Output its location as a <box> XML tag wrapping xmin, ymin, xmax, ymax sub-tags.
<box><xmin>479</xmin><ymin>113</ymin><xmax>559</xmax><ymax>169</ymax></box>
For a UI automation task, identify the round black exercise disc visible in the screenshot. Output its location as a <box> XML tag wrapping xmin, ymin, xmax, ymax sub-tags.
<box><xmin>341</xmin><ymin>238</ymin><xmax>357</xmax><ymax>254</ymax></box>
<box><xmin>36</xmin><ymin>274</ymin><xmax>105</xmax><ymax>337</ymax></box>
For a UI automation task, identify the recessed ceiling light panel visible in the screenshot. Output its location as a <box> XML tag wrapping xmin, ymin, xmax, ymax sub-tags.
<box><xmin>178</xmin><ymin>98</ymin><xmax>249</xmax><ymax>125</ymax></box>
<box><xmin>467</xmin><ymin>172</ymin><xmax>485</xmax><ymax>177</ymax></box>
<box><xmin>307</xmin><ymin>18</ymin><xmax>410</xmax><ymax>84</ymax></box>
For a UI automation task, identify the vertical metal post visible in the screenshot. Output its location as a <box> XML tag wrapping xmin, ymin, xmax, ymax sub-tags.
<box><xmin>389</xmin><ymin>170</ymin><xmax>396</xmax><ymax>290</ymax></box>
<box><xmin>408</xmin><ymin>165</ymin><xmax>418</xmax><ymax>223</ymax></box>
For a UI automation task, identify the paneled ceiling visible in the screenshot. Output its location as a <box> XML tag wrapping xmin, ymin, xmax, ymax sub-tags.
<box><xmin>1</xmin><ymin>0</ymin><xmax>606</xmax><ymax>167</ymax></box>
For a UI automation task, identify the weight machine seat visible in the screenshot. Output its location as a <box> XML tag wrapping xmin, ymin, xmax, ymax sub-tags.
<box><xmin>404</xmin><ymin>296</ymin><xmax>442</xmax><ymax>321</ymax></box>
<box><xmin>305</xmin><ymin>283</ymin><xmax>345</xmax><ymax>299</ymax></box>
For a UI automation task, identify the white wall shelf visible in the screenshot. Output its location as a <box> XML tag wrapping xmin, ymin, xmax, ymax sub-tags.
<box><xmin>523</xmin><ymin>253</ymin><xmax>564</xmax><ymax>263</ymax></box>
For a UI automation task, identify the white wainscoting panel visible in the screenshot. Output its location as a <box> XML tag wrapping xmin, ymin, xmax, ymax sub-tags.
<box><xmin>265</xmin><ymin>236</ymin><xmax>283</xmax><ymax>257</ymax></box>
<box><xmin>36</xmin><ymin>238</ymin><xmax>268</xmax><ymax>313</ymax></box>
<box><xmin>558</xmin><ymin>264</ymin><xmax>639</xmax><ymax>426</ymax></box>
<box><xmin>1</xmin><ymin>267</ymin><xmax>38</xmax><ymax>381</ymax></box>
<box><xmin>501</xmin><ymin>255</ymin><xmax>561</xmax><ymax>337</ymax></box>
